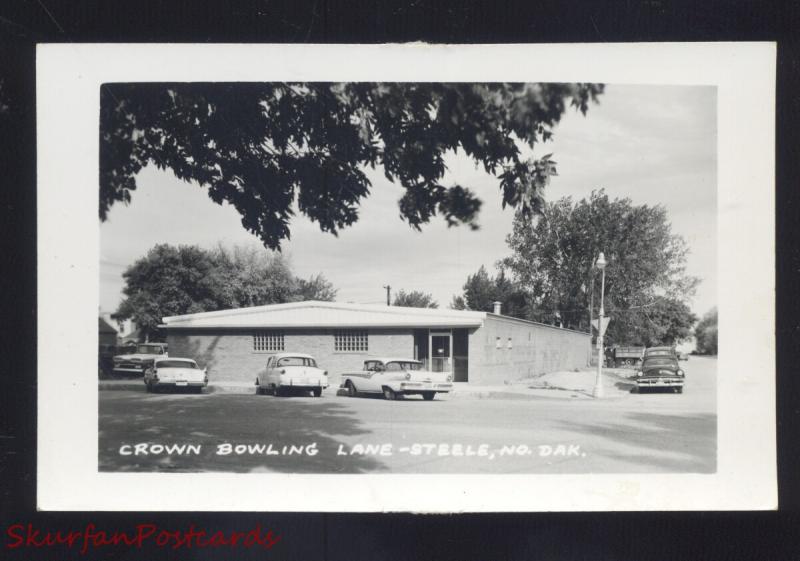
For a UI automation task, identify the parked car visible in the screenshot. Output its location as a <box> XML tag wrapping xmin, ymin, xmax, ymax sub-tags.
<box><xmin>112</xmin><ymin>342</ymin><xmax>168</xmax><ymax>376</ymax></box>
<box><xmin>256</xmin><ymin>353</ymin><xmax>328</xmax><ymax>397</ymax></box>
<box><xmin>635</xmin><ymin>348</ymin><xmax>685</xmax><ymax>393</ymax></box>
<box><xmin>613</xmin><ymin>346</ymin><xmax>646</xmax><ymax>368</ymax></box>
<box><xmin>341</xmin><ymin>358</ymin><xmax>453</xmax><ymax>401</ymax></box>
<box><xmin>144</xmin><ymin>358</ymin><xmax>208</xmax><ymax>393</ymax></box>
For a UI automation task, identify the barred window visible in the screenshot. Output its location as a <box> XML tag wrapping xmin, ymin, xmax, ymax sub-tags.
<box><xmin>253</xmin><ymin>331</ymin><xmax>284</xmax><ymax>352</ymax></box>
<box><xmin>334</xmin><ymin>330</ymin><xmax>368</xmax><ymax>352</ymax></box>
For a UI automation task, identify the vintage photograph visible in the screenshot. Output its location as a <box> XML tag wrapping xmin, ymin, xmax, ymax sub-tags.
<box><xmin>96</xmin><ymin>80</ymin><xmax>717</xmax><ymax>475</ymax></box>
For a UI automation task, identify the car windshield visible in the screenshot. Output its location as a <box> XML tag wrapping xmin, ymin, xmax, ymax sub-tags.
<box><xmin>157</xmin><ymin>360</ymin><xmax>197</xmax><ymax>369</ymax></box>
<box><xmin>277</xmin><ymin>357</ymin><xmax>317</xmax><ymax>367</ymax></box>
<box><xmin>136</xmin><ymin>344</ymin><xmax>165</xmax><ymax>354</ymax></box>
<box><xmin>643</xmin><ymin>358</ymin><xmax>678</xmax><ymax>368</ymax></box>
<box><xmin>385</xmin><ymin>361</ymin><xmax>423</xmax><ymax>371</ymax></box>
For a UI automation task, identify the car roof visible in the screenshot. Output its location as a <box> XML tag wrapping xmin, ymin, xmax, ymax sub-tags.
<box><xmin>368</xmin><ymin>357</ymin><xmax>422</xmax><ymax>364</ymax></box>
<box><xmin>155</xmin><ymin>357</ymin><xmax>196</xmax><ymax>363</ymax></box>
<box><xmin>273</xmin><ymin>352</ymin><xmax>315</xmax><ymax>359</ymax></box>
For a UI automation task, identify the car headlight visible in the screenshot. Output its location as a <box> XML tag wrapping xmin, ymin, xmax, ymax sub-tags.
<box><xmin>677</xmin><ymin>369</ymin><xmax>684</xmax><ymax>376</ymax></box>
<box><xmin>405</xmin><ymin>372</ymin><xmax>412</xmax><ymax>380</ymax></box>
<box><xmin>446</xmin><ymin>375</ymin><xmax>453</xmax><ymax>382</ymax></box>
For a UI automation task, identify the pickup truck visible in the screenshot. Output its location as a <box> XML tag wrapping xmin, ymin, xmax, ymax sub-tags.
<box><xmin>112</xmin><ymin>342</ymin><xmax>169</xmax><ymax>375</ymax></box>
<box><xmin>340</xmin><ymin>358</ymin><xmax>453</xmax><ymax>401</ymax></box>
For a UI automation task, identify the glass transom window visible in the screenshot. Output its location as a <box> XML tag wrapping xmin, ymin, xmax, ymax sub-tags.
<box><xmin>334</xmin><ymin>330</ymin><xmax>368</xmax><ymax>352</ymax></box>
<box><xmin>253</xmin><ymin>331</ymin><xmax>284</xmax><ymax>352</ymax></box>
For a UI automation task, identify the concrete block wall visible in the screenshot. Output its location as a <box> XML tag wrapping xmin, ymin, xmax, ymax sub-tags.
<box><xmin>468</xmin><ymin>316</ymin><xmax>590</xmax><ymax>385</ymax></box>
<box><xmin>167</xmin><ymin>328</ymin><xmax>414</xmax><ymax>385</ymax></box>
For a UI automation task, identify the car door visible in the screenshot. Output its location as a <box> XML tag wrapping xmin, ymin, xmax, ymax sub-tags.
<box><xmin>359</xmin><ymin>360</ymin><xmax>379</xmax><ymax>392</ymax></box>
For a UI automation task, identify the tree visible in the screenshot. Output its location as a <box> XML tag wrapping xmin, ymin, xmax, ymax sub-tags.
<box><xmin>114</xmin><ymin>243</ymin><xmax>337</xmax><ymax>340</ymax></box>
<box><xmin>114</xmin><ymin>244</ymin><xmax>230</xmax><ymax>341</ymax></box>
<box><xmin>393</xmin><ymin>290</ymin><xmax>438</xmax><ymax>308</ymax></box>
<box><xmin>100</xmin><ymin>82</ymin><xmax>603</xmax><ymax>249</ymax></box>
<box><xmin>694</xmin><ymin>307</ymin><xmax>718</xmax><ymax>355</ymax></box>
<box><xmin>453</xmin><ymin>265</ymin><xmax>529</xmax><ymax>317</ymax></box>
<box><xmin>501</xmin><ymin>189</ymin><xmax>699</xmax><ymax>342</ymax></box>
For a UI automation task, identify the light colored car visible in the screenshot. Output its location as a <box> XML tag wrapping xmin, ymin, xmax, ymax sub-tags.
<box><xmin>113</xmin><ymin>342</ymin><xmax>168</xmax><ymax>375</ymax></box>
<box><xmin>341</xmin><ymin>358</ymin><xmax>453</xmax><ymax>401</ymax></box>
<box><xmin>144</xmin><ymin>357</ymin><xmax>207</xmax><ymax>393</ymax></box>
<box><xmin>256</xmin><ymin>353</ymin><xmax>328</xmax><ymax>397</ymax></box>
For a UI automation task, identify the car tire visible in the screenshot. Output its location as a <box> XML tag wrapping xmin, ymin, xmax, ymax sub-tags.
<box><xmin>382</xmin><ymin>387</ymin><xmax>397</xmax><ymax>400</ymax></box>
<box><xmin>312</xmin><ymin>388</ymin><xmax>322</xmax><ymax>397</ymax></box>
<box><xmin>346</xmin><ymin>380</ymin><xmax>358</xmax><ymax>398</ymax></box>
<box><xmin>422</xmin><ymin>391</ymin><xmax>435</xmax><ymax>401</ymax></box>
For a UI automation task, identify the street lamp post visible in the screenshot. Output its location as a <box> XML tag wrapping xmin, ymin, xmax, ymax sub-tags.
<box><xmin>593</xmin><ymin>252</ymin><xmax>608</xmax><ymax>399</ymax></box>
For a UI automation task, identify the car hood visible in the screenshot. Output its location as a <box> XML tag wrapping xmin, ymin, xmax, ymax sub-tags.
<box><xmin>641</xmin><ymin>362</ymin><xmax>680</xmax><ymax>375</ymax></box>
<box><xmin>115</xmin><ymin>353</ymin><xmax>159</xmax><ymax>361</ymax></box>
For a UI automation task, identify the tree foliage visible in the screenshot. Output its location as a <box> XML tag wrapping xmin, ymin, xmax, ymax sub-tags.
<box><xmin>490</xmin><ymin>190</ymin><xmax>699</xmax><ymax>344</ymax></box>
<box><xmin>694</xmin><ymin>307</ymin><xmax>718</xmax><ymax>355</ymax></box>
<box><xmin>392</xmin><ymin>289</ymin><xmax>438</xmax><ymax>309</ymax></box>
<box><xmin>100</xmin><ymin>82</ymin><xmax>603</xmax><ymax>249</ymax></box>
<box><xmin>451</xmin><ymin>265</ymin><xmax>527</xmax><ymax>318</ymax></box>
<box><xmin>114</xmin><ymin>243</ymin><xmax>337</xmax><ymax>340</ymax></box>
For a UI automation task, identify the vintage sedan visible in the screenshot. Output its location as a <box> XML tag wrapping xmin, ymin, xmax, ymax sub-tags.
<box><xmin>341</xmin><ymin>358</ymin><xmax>453</xmax><ymax>401</ymax></box>
<box><xmin>256</xmin><ymin>353</ymin><xmax>328</xmax><ymax>397</ymax></box>
<box><xmin>635</xmin><ymin>351</ymin><xmax>685</xmax><ymax>393</ymax></box>
<box><xmin>112</xmin><ymin>342</ymin><xmax>168</xmax><ymax>376</ymax></box>
<box><xmin>144</xmin><ymin>358</ymin><xmax>208</xmax><ymax>393</ymax></box>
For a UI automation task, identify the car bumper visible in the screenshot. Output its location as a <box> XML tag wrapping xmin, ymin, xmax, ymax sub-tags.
<box><xmin>637</xmin><ymin>377</ymin><xmax>684</xmax><ymax>387</ymax></box>
<box><xmin>279</xmin><ymin>379</ymin><xmax>328</xmax><ymax>389</ymax></box>
<box><xmin>395</xmin><ymin>381</ymin><xmax>453</xmax><ymax>393</ymax></box>
<box><xmin>149</xmin><ymin>380</ymin><xmax>207</xmax><ymax>388</ymax></box>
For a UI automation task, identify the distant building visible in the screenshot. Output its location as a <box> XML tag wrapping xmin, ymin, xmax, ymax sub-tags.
<box><xmin>161</xmin><ymin>301</ymin><xmax>590</xmax><ymax>386</ymax></box>
<box><xmin>98</xmin><ymin>316</ymin><xmax>118</xmax><ymax>346</ymax></box>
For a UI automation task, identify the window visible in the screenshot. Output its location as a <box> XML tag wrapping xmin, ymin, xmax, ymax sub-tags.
<box><xmin>335</xmin><ymin>330</ymin><xmax>368</xmax><ymax>352</ymax></box>
<box><xmin>253</xmin><ymin>331</ymin><xmax>284</xmax><ymax>352</ymax></box>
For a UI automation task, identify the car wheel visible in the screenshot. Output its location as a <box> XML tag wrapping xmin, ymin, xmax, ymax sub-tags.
<box><xmin>312</xmin><ymin>388</ymin><xmax>322</xmax><ymax>397</ymax></box>
<box><xmin>422</xmin><ymin>391</ymin><xmax>435</xmax><ymax>401</ymax></box>
<box><xmin>346</xmin><ymin>380</ymin><xmax>358</xmax><ymax>398</ymax></box>
<box><xmin>382</xmin><ymin>387</ymin><xmax>397</xmax><ymax>400</ymax></box>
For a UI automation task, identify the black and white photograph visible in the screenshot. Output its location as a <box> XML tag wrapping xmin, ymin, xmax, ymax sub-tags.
<box><xmin>96</xmin><ymin>81</ymin><xmax>717</xmax><ymax>475</ymax></box>
<box><xmin>36</xmin><ymin>43</ymin><xmax>775</xmax><ymax>512</ymax></box>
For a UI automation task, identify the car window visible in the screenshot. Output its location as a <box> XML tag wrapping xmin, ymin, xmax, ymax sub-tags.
<box><xmin>157</xmin><ymin>360</ymin><xmax>198</xmax><ymax>369</ymax></box>
<box><xmin>277</xmin><ymin>357</ymin><xmax>317</xmax><ymax>367</ymax></box>
<box><xmin>137</xmin><ymin>344</ymin><xmax>165</xmax><ymax>354</ymax></box>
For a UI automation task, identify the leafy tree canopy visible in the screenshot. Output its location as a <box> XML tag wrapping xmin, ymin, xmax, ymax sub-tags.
<box><xmin>100</xmin><ymin>82</ymin><xmax>603</xmax><ymax>249</ymax></box>
<box><xmin>451</xmin><ymin>266</ymin><xmax>528</xmax><ymax>318</ymax></box>
<box><xmin>114</xmin><ymin>243</ymin><xmax>337</xmax><ymax>340</ymax></box>
<box><xmin>694</xmin><ymin>307</ymin><xmax>718</xmax><ymax>355</ymax></box>
<box><xmin>465</xmin><ymin>189</ymin><xmax>700</xmax><ymax>344</ymax></box>
<box><xmin>392</xmin><ymin>289</ymin><xmax>438</xmax><ymax>309</ymax></box>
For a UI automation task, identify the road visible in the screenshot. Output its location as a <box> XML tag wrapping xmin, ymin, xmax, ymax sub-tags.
<box><xmin>99</xmin><ymin>357</ymin><xmax>716</xmax><ymax>474</ymax></box>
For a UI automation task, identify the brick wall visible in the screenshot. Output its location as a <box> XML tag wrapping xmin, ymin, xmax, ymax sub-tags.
<box><xmin>468</xmin><ymin>316</ymin><xmax>590</xmax><ymax>385</ymax></box>
<box><xmin>167</xmin><ymin>328</ymin><xmax>414</xmax><ymax>385</ymax></box>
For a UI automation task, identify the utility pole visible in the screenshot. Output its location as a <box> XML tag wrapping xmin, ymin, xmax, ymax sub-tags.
<box><xmin>383</xmin><ymin>285</ymin><xmax>391</xmax><ymax>306</ymax></box>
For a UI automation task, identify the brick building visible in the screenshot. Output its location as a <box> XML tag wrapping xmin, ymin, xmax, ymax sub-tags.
<box><xmin>161</xmin><ymin>301</ymin><xmax>590</xmax><ymax>386</ymax></box>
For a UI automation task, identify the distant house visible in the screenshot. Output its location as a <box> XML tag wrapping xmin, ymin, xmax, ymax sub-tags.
<box><xmin>98</xmin><ymin>317</ymin><xmax>118</xmax><ymax>346</ymax></box>
<box><xmin>161</xmin><ymin>301</ymin><xmax>590</xmax><ymax>386</ymax></box>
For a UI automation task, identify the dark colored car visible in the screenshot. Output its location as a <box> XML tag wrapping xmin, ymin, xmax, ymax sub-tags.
<box><xmin>636</xmin><ymin>348</ymin><xmax>685</xmax><ymax>393</ymax></box>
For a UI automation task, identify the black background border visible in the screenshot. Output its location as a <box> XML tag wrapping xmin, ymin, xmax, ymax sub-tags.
<box><xmin>1</xmin><ymin>1</ymin><xmax>799</xmax><ymax>559</ymax></box>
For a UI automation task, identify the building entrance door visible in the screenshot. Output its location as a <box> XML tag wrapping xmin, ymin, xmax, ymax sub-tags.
<box><xmin>429</xmin><ymin>331</ymin><xmax>452</xmax><ymax>373</ymax></box>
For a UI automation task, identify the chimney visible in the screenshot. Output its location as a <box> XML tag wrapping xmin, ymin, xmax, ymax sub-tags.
<box><xmin>492</xmin><ymin>301</ymin><xmax>502</xmax><ymax>315</ymax></box>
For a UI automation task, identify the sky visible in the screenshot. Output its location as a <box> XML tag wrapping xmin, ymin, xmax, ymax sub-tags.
<box><xmin>100</xmin><ymin>83</ymin><xmax>717</xmax><ymax>318</ymax></box>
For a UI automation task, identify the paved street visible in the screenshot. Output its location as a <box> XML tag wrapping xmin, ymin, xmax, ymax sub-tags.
<box><xmin>99</xmin><ymin>357</ymin><xmax>716</xmax><ymax>474</ymax></box>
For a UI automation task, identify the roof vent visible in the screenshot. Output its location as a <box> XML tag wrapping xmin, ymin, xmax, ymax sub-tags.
<box><xmin>493</xmin><ymin>301</ymin><xmax>502</xmax><ymax>315</ymax></box>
